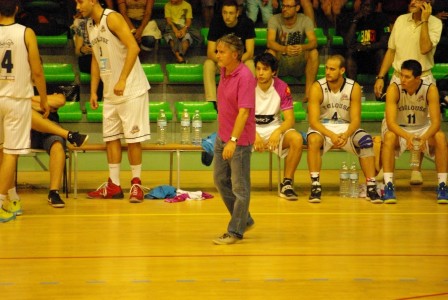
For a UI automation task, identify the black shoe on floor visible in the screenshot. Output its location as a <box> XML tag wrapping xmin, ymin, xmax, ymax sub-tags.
<box><xmin>48</xmin><ymin>192</ymin><xmax>65</xmax><ymax>208</ymax></box>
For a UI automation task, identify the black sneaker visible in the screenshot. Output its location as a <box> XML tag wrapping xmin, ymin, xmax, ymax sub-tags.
<box><xmin>308</xmin><ymin>183</ymin><xmax>322</xmax><ymax>203</ymax></box>
<box><xmin>366</xmin><ymin>185</ymin><xmax>383</xmax><ymax>204</ymax></box>
<box><xmin>67</xmin><ymin>131</ymin><xmax>89</xmax><ymax>147</ymax></box>
<box><xmin>48</xmin><ymin>192</ymin><xmax>65</xmax><ymax>208</ymax></box>
<box><xmin>279</xmin><ymin>181</ymin><xmax>298</xmax><ymax>200</ymax></box>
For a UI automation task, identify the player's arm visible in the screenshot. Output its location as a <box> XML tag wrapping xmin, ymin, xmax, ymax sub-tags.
<box><xmin>385</xmin><ymin>83</ymin><xmax>412</xmax><ymax>142</ymax></box>
<box><xmin>90</xmin><ymin>52</ymin><xmax>100</xmax><ymax>109</ymax></box>
<box><xmin>420</xmin><ymin>84</ymin><xmax>441</xmax><ymax>146</ymax></box>
<box><xmin>26</xmin><ymin>28</ymin><xmax>49</xmax><ymax>118</ymax></box>
<box><xmin>32</xmin><ymin>93</ymin><xmax>66</xmax><ymax>112</ymax></box>
<box><xmin>107</xmin><ymin>12</ymin><xmax>141</xmax><ymax>94</ymax></box>
<box><xmin>346</xmin><ymin>82</ymin><xmax>361</xmax><ymax>137</ymax></box>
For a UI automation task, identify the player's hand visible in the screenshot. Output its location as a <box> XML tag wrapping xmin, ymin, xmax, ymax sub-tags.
<box><xmin>114</xmin><ymin>79</ymin><xmax>126</xmax><ymax>96</ymax></box>
<box><xmin>253</xmin><ymin>134</ymin><xmax>265</xmax><ymax>152</ymax></box>
<box><xmin>223</xmin><ymin>141</ymin><xmax>236</xmax><ymax>160</ymax></box>
<box><xmin>374</xmin><ymin>78</ymin><xmax>384</xmax><ymax>98</ymax></box>
<box><xmin>90</xmin><ymin>94</ymin><xmax>99</xmax><ymax>110</ymax></box>
<box><xmin>267</xmin><ymin>130</ymin><xmax>281</xmax><ymax>151</ymax></box>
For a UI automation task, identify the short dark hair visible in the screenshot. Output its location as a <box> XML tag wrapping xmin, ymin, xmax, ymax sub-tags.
<box><xmin>401</xmin><ymin>59</ymin><xmax>422</xmax><ymax>77</ymax></box>
<box><xmin>221</xmin><ymin>0</ymin><xmax>239</xmax><ymax>10</ymax></box>
<box><xmin>0</xmin><ymin>0</ymin><xmax>19</xmax><ymax>17</ymax></box>
<box><xmin>254</xmin><ymin>52</ymin><xmax>279</xmax><ymax>73</ymax></box>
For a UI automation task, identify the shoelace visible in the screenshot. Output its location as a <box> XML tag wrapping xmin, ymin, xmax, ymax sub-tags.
<box><xmin>130</xmin><ymin>184</ymin><xmax>151</xmax><ymax>196</ymax></box>
<box><xmin>93</xmin><ymin>182</ymin><xmax>109</xmax><ymax>197</ymax></box>
<box><xmin>281</xmin><ymin>184</ymin><xmax>293</xmax><ymax>192</ymax></box>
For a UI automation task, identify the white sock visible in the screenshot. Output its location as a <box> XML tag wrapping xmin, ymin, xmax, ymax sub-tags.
<box><xmin>8</xmin><ymin>187</ymin><xmax>20</xmax><ymax>201</ymax></box>
<box><xmin>383</xmin><ymin>172</ymin><xmax>394</xmax><ymax>184</ymax></box>
<box><xmin>130</xmin><ymin>164</ymin><xmax>142</xmax><ymax>180</ymax></box>
<box><xmin>109</xmin><ymin>164</ymin><xmax>121</xmax><ymax>186</ymax></box>
<box><xmin>438</xmin><ymin>173</ymin><xmax>447</xmax><ymax>185</ymax></box>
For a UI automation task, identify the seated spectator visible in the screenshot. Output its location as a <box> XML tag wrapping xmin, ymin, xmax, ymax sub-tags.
<box><xmin>337</xmin><ymin>0</ymin><xmax>390</xmax><ymax>80</ymax></box>
<box><xmin>203</xmin><ymin>0</ymin><xmax>256</xmax><ymax>106</ymax></box>
<box><xmin>164</xmin><ymin>0</ymin><xmax>193</xmax><ymax>63</ymax></box>
<box><xmin>433</xmin><ymin>0</ymin><xmax>448</xmax><ymax>63</ymax></box>
<box><xmin>116</xmin><ymin>0</ymin><xmax>162</xmax><ymax>51</ymax></box>
<box><xmin>253</xmin><ymin>53</ymin><xmax>304</xmax><ymax>200</ymax></box>
<box><xmin>246</xmin><ymin>0</ymin><xmax>279</xmax><ymax>25</ymax></box>
<box><xmin>314</xmin><ymin>0</ymin><xmax>348</xmax><ymax>26</ymax></box>
<box><xmin>381</xmin><ymin>59</ymin><xmax>447</xmax><ymax>204</ymax></box>
<box><xmin>201</xmin><ymin>0</ymin><xmax>246</xmax><ymax>27</ymax></box>
<box><xmin>267</xmin><ymin>0</ymin><xmax>319</xmax><ymax>102</ymax></box>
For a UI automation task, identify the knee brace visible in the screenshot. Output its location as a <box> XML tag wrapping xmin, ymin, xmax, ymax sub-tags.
<box><xmin>353</xmin><ymin>131</ymin><xmax>374</xmax><ymax>158</ymax></box>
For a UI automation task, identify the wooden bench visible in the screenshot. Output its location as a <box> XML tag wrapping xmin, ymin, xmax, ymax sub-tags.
<box><xmin>67</xmin><ymin>143</ymin><xmax>203</xmax><ymax>198</ymax></box>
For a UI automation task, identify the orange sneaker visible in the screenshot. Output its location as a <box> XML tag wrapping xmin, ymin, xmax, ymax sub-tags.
<box><xmin>87</xmin><ymin>178</ymin><xmax>124</xmax><ymax>199</ymax></box>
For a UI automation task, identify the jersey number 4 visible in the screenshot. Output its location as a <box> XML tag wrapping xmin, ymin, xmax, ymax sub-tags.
<box><xmin>1</xmin><ymin>50</ymin><xmax>13</xmax><ymax>73</ymax></box>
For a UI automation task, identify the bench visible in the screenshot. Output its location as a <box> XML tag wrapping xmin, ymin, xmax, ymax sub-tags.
<box><xmin>68</xmin><ymin>143</ymin><xmax>203</xmax><ymax>198</ymax></box>
<box><xmin>361</xmin><ymin>101</ymin><xmax>385</xmax><ymax>121</ymax></box>
<box><xmin>43</xmin><ymin>63</ymin><xmax>75</xmax><ymax>84</ymax></box>
<box><xmin>58</xmin><ymin>101</ymin><xmax>83</xmax><ymax>122</ymax></box>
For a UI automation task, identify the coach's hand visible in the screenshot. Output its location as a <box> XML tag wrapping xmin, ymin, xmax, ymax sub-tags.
<box><xmin>223</xmin><ymin>141</ymin><xmax>236</xmax><ymax>160</ymax></box>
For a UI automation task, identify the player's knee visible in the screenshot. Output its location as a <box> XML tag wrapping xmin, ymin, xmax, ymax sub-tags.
<box><xmin>306</xmin><ymin>133</ymin><xmax>321</xmax><ymax>148</ymax></box>
<box><xmin>358</xmin><ymin>133</ymin><xmax>373</xmax><ymax>149</ymax></box>
<box><xmin>359</xmin><ymin>147</ymin><xmax>374</xmax><ymax>158</ymax></box>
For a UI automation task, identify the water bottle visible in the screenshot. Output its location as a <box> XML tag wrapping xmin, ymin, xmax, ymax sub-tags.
<box><xmin>339</xmin><ymin>161</ymin><xmax>350</xmax><ymax>197</ymax></box>
<box><xmin>410</xmin><ymin>136</ymin><xmax>421</xmax><ymax>168</ymax></box>
<box><xmin>157</xmin><ymin>109</ymin><xmax>167</xmax><ymax>145</ymax></box>
<box><xmin>192</xmin><ymin>110</ymin><xmax>202</xmax><ymax>145</ymax></box>
<box><xmin>180</xmin><ymin>109</ymin><xmax>191</xmax><ymax>144</ymax></box>
<box><xmin>349</xmin><ymin>162</ymin><xmax>359</xmax><ymax>198</ymax></box>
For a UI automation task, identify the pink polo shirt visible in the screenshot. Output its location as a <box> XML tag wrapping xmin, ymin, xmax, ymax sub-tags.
<box><xmin>217</xmin><ymin>62</ymin><xmax>256</xmax><ymax>145</ymax></box>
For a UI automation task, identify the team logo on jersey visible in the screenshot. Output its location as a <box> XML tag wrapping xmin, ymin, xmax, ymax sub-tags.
<box><xmin>341</xmin><ymin>93</ymin><xmax>350</xmax><ymax>102</ymax></box>
<box><xmin>130</xmin><ymin>126</ymin><xmax>140</xmax><ymax>134</ymax></box>
<box><xmin>285</xmin><ymin>86</ymin><xmax>291</xmax><ymax>96</ymax></box>
<box><xmin>0</xmin><ymin>39</ymin><xmax>14</xmax><ymax>48</ymax></box>
<box><xmin>100</xmin><ymin>25</ymin><xmax>106</xmax><ymax>33</ymax></box>
<box><xmin>417</xmin><ymin>95</ymin><xmax>425</xmax><ymax>103</ymax></box>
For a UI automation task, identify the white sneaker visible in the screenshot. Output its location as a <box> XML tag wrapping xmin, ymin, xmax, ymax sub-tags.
<box><xmin>410</xmin><ymin>171</ymin><xmax>423</xmax><ymax>185</ymax></box>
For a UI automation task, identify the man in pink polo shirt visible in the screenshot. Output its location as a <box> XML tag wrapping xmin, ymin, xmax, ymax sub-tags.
<box><xmin>212</xmin><ymin>34</ymin><xmax>257</xmax><ymax>245</ymax></box>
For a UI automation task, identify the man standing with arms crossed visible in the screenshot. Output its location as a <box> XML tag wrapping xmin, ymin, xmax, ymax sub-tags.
<box><xmin>373</xmin><ymin>0</ymin><xmax>442</xmax><ymax>185</ymax></box>
<box><xmin>213</xmin><ymin>34</ymin><xmax>256</xmax><ymax>245</ymax></box>
<box><xmin>76</xmin><ymin>0</ymin><xmax>150</xmax><ymax>203</ymax></box>
<box><xmin>0</xmin><ymin>0</ymin><xmax>49</xmax><ymax>222</ymax></box>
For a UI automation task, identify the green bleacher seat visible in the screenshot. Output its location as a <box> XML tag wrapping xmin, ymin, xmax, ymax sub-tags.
<box><xmin>361</xmin><ymin>101</ymin><xmax>385</xmax><ymax>121</ymax></box>
<box><xmin>37</xmin><ymin>33</ymin><xmax>68</xmax><ymax>47</ymax></box>
<box><xmin>166</xmin><ymin>64</ymin><xmax>203</xmax><ymax>84</ymax></box>
<box><xmin>328</xmin><ymin>28</ymin><xmax>344</xmax><ymax>47</ymax></box>
<box><xmin>201</xmin><ymin>28</ymin><xmax>209</xmax><ymax>46</ymax></box>
<box><xmin>255</xmin><ymin>28</ymin><xmax>267</xmax><ymax>47</ymax></box>
<box><xmin>154</xmin><ymin>0</ymin><xmax>169</xmax><ymax>10</ymax></box>
<box><xmin>175</xmin><ymin>102</ymin><xmax>217</xmax><ymax>122</ymax></box>
<box><xmin>58</xmin><ymin>102</ymin><xmax>83</xmax><ymax>122</ymax></box>
<box><xmin>293</xmin><ymin>101</ymin><xmax>306</xmax><ymax>121</ymax></box>
<box><xmin>80</xmin><ymin>72</ymin><xmax>90</xmax><ymax>84</ymax></box>
<box><xmin>142</xmin><ymin>64</ymin><xmax>164</xmax><ymax>83</ymax></box>
<box><xmin>431</xmin><ymin>63</ymin><xmax>448</xmax><ymax>80</ymax></box>
<box><xmin>43</xmin><ymin>64</ymin><xmax>75</xmax><ymax>84</ymax></box>
<box><xmin>149</xmin><ymin>102</ymin><xmax>173</xmax><ymax>122</ymax></box>
<box><xmin>85</xmin><ymin>102</ymin><xmax>103</xmax><ymax>122</ymax></box>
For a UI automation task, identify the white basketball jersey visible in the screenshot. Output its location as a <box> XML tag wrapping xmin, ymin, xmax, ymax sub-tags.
<box><xmin>395</xmin><ymin>81</ymin><xmax>430</xmax><ymax>127</ymax></box>
<box><xmin>0</xmin><ymin>23</ymin><xmax>34</xmax><ymax>99</ymax></box>
<box><xmin>318</xmin><ymin>77</ymin><xmax>354</xmax><ymax>123</ymax></box>
<box><xmin>87</xmin><ymin>9</ymin><xmax>150</xmax><ymax>102</ymax></box>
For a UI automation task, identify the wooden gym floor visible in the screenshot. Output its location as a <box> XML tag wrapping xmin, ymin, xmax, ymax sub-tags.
<box><xmin>1</xmin><ymin>169</ymin><xmax>447</xmax><ymax>300</ymax></box>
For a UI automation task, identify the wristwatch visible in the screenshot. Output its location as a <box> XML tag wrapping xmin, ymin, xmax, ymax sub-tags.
<box><xmin>230</xmin><ymin>136</ymin><xmax>238</xmax><ymax>142</ymax></box>
<box><xmin>376</xmin><ymin>76</ymin><xmax>384</xmax><ymax>80</ymax></box>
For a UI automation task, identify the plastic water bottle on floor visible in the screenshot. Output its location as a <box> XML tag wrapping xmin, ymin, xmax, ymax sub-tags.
<box><xmin>349</xmin><ymin>162</ymin><xmax>359</xmax><ymax>198</ymax></box>
<box><xmin>192</xmin><ymin>110</ymin><xmax>202</xmax><ymax>145</ymax></box>
<box><xmin>180</xmin><ymin>109</ymin><xmax>191</xmax><ymax>144</ymax></box>
<box><xmin>157</xmin><ymin>109</ymin><xmax>167</xmax><ymax>145</ymax></box>
<box><xmin>339</xmin><ymin>161</ymin><xmax>350</xmax><ymax>197</ymax></box>
<box><xmin>410</xmin><ymin>136</ymin><xmax>421</xmax><ymax>168</ymax></box>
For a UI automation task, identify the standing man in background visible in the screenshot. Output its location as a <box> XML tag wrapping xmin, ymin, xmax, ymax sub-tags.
<box><xmin>75</xmin><ymin>0</ymin><xmax>150</xmax><ymax>203</ymax></box>
<box><xmin>0</xmin><ymin>0</ymin><xmax>49</xmax><ymax>222</ymax></box>
<box><xmin>213</xmin><ymin>34</ymin><xmax>256</xmax><ymax>245</ymax></box>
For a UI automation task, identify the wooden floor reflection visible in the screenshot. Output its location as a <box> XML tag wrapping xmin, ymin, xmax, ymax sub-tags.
<box><xmin>2</xmin><ymin>170</ymin><xmax>447</xmax><ymax>299</ymax></box>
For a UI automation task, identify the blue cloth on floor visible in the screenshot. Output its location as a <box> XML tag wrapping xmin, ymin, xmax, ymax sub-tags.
<box><xmin>145</xmin><ymin>185</ymin><xmax>177</xmax><ymax>199</ymax></box>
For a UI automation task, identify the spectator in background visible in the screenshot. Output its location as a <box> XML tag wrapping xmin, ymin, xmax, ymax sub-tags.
<box><xmin>432</xmin><ymin>0</ymin><xmax>448</xmax><ymax>63</ymax></box>
<box><xmin>246</xmin><ymin>0</ymin><xmax>279</xmax><ymax>25</ymax></box>
<box><xmin>164</xmin><ymin>0</ymin><xmax>193</xmax><ymax>63</ymax></box>
<box><xmin>116</xmin><ymin>0</ymin><xmax>162</xmax><ymax>51</ymax></box>
<box><xmin>377</xmin><ymin>0</ymin><xmax>411</xmax><ymax>26</ymax></box>
<box><xmin>203</xmin><ymin>0</ymin><xmax>256</xmax><ymax>107</ymax></box>
<box><xmin>267</xmin><ymin>0</ymin><xmax>319</xmax><ymax>102</ymax></box>
<box><xmin>201</xmin><ymin>0</ymin><xmax>246</xmax><ymax>27</ymax></box>
<box><xmin>338</xmin><ymin>0</ymin><xmax>390</xmax><ymax>80</ymax></box>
